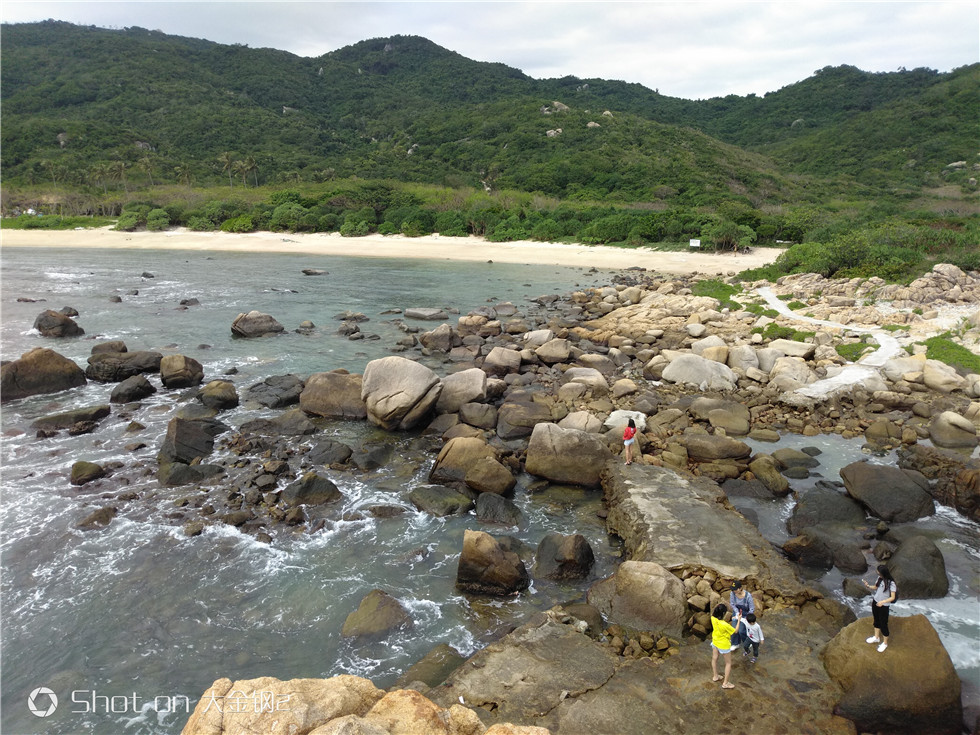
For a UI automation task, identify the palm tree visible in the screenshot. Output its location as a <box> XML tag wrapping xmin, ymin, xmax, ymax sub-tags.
<box><xmin>174</xmin><ymin>164</ymin><xmax>192</xmax><ymax>186</ymax></box>
<box><xmin>243</xmin><ymin>155</ymin><xmax>258</xmax><ymax>187</ymax></box>
<box><xmin>217</xmin><ymin>152</ymin><xmax>235</xmax><ymax>187</ymax></box>
<box><xmin>110</xmin><ymin>161</ymin><xmax>129</xmax><ymax>193</ymax></box>
<box><xmin>91</xmin><ymin>162</ymin><xmax>111</xmax><ymax>194</ymax></box>
<box><xmin>137</xmin><ymin>156</ymin><xmax>155</xmax><ymax>186</ymax></box>
<box><xmin>232</xmin><ymin>159</ymin><xmax>249</xmax><ymax>188</ymax></box>
<box><xmin>39</xmin><ymin>159</ymin><xmax>56</xmax><ymax>185</ymax></box>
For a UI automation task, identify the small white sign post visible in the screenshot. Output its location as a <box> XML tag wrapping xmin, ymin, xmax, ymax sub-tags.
<box><xmin>689</xmin><ymin>239</ymin><xmax>701</xmax><ymax>249</ymax></box>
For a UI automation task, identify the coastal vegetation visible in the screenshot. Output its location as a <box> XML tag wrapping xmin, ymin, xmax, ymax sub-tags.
<box><xmin>1</xmin><ymin>21</ymin><xmax>977</xmax><ymax>282</ymax></box>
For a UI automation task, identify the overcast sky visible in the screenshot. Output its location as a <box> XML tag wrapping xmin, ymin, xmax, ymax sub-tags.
<box><xmin>2</xmin><ymin>1</ymin><xmax>977</xmax><ymax>99</ymax></box>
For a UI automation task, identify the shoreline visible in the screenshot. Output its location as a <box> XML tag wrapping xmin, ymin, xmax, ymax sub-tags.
<box><xmin>0</xmin><ymin>227</ymin><xmax>783</xmax><ymax>274</ymax></box>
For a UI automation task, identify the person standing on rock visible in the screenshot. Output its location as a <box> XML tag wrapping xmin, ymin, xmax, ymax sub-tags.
<box><xmin>710</xmin><ymin>603</ymin><xmax>740</xmax><ymax>689</ymax></box>
<box><xmin>623</xmin><ymin>418</ymin><xmax>637</xmax><ymax>465</ymax></box>
<box><xmin>863</xmin><ymin>565</ymin><xmax>897</xmax><ymax>652</ymax></box>
<box><xmin>729</xmin><ymin>580</ymin><xmax>755</xmax><ymax>646</ymax></box>
<box><xmin>741</xmin><ymin>612</ymin><xmax>764</xmax><ymax>663</ymax></box>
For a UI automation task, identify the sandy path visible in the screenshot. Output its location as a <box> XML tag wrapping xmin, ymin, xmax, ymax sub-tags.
<box><xmin>0</xmin><ymin>228</ymin><xmax>783</xmax><ymax>275</ymax></box>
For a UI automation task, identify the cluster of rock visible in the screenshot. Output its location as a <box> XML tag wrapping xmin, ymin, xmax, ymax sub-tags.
<box><xmin>4</xmin><ymin>262</ymin><xmax>978</xmax><ymax>735</ymax></box>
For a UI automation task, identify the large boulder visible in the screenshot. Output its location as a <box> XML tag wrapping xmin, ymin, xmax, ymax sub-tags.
<box><xmin>839</xmin><ymin>461</ymin><xmax>935</xmax><ymax>522</ymax></box>
<box><xmin>661</xmin><ymin>354</ymin><xmax>736</xmax><ymax>391</ymax></box>
<box><xmin>180</xmin><ymin>675</ymin><xmax>385</xmax><ymax>735</ymax></box>
<box><xmin>928</xmin><ymin>410</ymin><xmax>979</xmax><ymax>449</ymax></box>
<box><xmin>300</xmin><ymin>370</ymin><xmax>366</xmax><ymax>419</ymax></box>
<box><xmin>1</xmin><ymin>347</ymin><xmax>86</xmax><ymax>402</ymax></box>
<box><xmin>246</xmin><ymin>374</ymin><xmax>305</xmax><ymax>408</ymax></box>
<box><xmin>435</xmin><ymin>368</ymin><xmax>487</xmax><ymax>414</ymax></box>
<box><xmin>361</xmin><ymin>356</ymin><xmax>441</xmax><ymax>430</ymax></box>
<box><xmin>158</xmin><ymin>417</ymin><xmax>229</xmax><ymax>464</ymax></box>
<box><xmin>586</xmin><ymin>560</ymin><xmax>687</xmax><ymax>636</ymax></box>
<box><xmin>822</xmin><ymin>615</ymin><xmax>961</xmax><ymax>735</ymax></box>
<box><xmin>788</xmin><ymin>485</ymin><xmax>866</xmax><ymax>535</ymax></box>
<box><xmin>419</xmin><ymin>322</ymin><xmax>455</xmax><ymax>352</ymax></box>
<box><xmin>769</xmin><ymin>356</ymin><xmax>817</xmax><ymax>392</ymax></box>
<box><xmin>86</xmin><ymin>350</ymin><xmax>163</xmax><ymax>381</ymax></box>
<box><xmin>455</xmin><ymin>530</ymin><xmax>530</xmax><ymax>596</ymax></box>
<box><xmin>922</xmin><ymin>360</ymin><xmax>966</xmax><ymax>393</ymax></box>
<box><xmin>525</xmin><ymin>423</ymin><xmax>614</xmax><ymax>487</ymax></box>
<box><xmin>896</xmin><ymin>443</ymin><xmax>980</xmax><ymax>522</ymax></box>
<box><xmin>429</xmin><ymin>436</ymin><xmax>497</xmax><ymax>485</ymax></box>
<box><xmin>409</xmin><ymin>485</ymin><xmax>474</xmax><ymax>517</ymax></box>
<box><xmin>231</xmin><ymin>310</ymin><xmax>284</xmax><ymax>337</ymax></box>
<box><xmin>160</xmin><ymin>354</ymin><xmax>204</xmax><ymax>389</ymax></box>
<box><xmin>748</xmin><ymin>456</ymin><xmax>790</xmax><ymax>496</ymax></box>
<box><xmin>110</xmin><ymin>374</ymin><xmax>157</xmax><ymax>403</ymax></box>
<box><xmin>280</xmin><ymin>472</ymin><xmax>342</xmax><ymax>507</ymax></box>
<box><xmin>495</xmin><ymin>400</ymin><xmax>553</xmax><ymax>440</ymax></box>
<box><xmin>33</xmin><ymin>309</ymin><xmax>84</xmax><ymax>337</ymax></box>
<box><xmin>483</xmin><ymin>346</ymin><xmax>522</xmax><ymax>376</ymax></box>
<box><xmin>533</xmin><ymin>533</ymin><xmax>595</xmax><ymax>581</ymax></box>
<box><xmin>561</xmin><ymin>367</ymin><xmax>610</xmax><ymax>397</ymax></box>
<box><xmin>340</xmin><ymin>589</ymin><xmax>413</xmax><ymax>639</ymax></box>
<box><xmin>677</xmin><ymin>433</ymin><xmax>751</xmax><ymax>462</ymax></box>
<box><xmin>465</xmin><ymin>456</ymin><xmax>516</xmax><ymax>495</ymax></box>
<box><xmin>198</xmin><ymin>380</ymin><xmax>239</xmax><ymax>410</ymax></box>
<box><xmin>32</xmin><ymin>405</ymin><xmax>110</xmax><ymax>431</ymax></box>
<box><xmin>886</xmin><ymin>533</ymin><xmax>949</xmax><ymax>599</ymax></box>
<box><xmin>475</xmin><ymin>493</ymin><xmax>523</xmax><ymax>526</ymax></box>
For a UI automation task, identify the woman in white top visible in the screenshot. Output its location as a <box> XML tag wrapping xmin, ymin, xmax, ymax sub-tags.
<box><xmin>863</xmin><ymin>565</ymin><xmax>897</xmax><ymax>653</ymax></box>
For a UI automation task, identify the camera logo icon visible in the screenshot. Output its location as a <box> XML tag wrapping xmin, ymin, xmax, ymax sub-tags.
<box><xmin>28</xmin><ymin>687</ymin><xmax>58</xmax><ymax>718</ymax></box>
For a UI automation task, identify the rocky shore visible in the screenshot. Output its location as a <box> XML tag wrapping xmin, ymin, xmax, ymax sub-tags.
<box><xmin>3</xmin><ymin>262</ymin><xmax>979</xmax><ymax>735</ymax></box>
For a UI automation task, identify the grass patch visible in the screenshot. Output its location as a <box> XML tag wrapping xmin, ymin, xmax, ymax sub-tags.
<box><xmin>786</xmin><ymin>301</ymin><xmax>807</xmax><ymax>310</ymax></box>
<box><xmin>743</xmin><ymin>303</ymin><xmax>779</xmax><ymax>318</ymax></box>
<box><xmin>921</xmin><ymin>334</ymin><xmax>980</xmax><ymax>374</ymax></box>
<box><xmin>777</xmin><ymin>294</ymin><xmax>793</xmax><ymax>301</ymax></box>
<box><xmin>691</xmin><ymin>279</ymin><xmax>743</xmax><ymax>310</ymax></box>
<box><xmin>761</xmin><ymin>323</ymin><xmax>815</xmax><ymax>342</ymax></box>
<box><xmin>880</xmin><ymin>324</ymin><xmax>911</xmax><ymax>332</ymax></box>
<box><xmin>1</xmin><ymin>214</ymin><xmax>116</xmax><ymax>229</ymax></box>
<box><xmin>836</xmin><ymin>342</ymin><xmax>873</xmax><ymax>361</ymax></box>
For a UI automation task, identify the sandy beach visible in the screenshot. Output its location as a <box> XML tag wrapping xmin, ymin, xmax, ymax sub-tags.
<box><xmin>1</xmin><ymin>227</ymin><xmax>783</xmax><ymax>275</ymax></box>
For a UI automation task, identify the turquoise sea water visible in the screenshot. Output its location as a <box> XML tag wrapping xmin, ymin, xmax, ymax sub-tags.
<box><xmin>1</xmin><ymin>246</ymin><xmax>976</xmax><ymax>733</ymax></box>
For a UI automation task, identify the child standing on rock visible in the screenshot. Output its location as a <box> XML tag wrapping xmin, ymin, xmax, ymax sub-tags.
<box><xmin>623</xmin><ymin>418</ymin><xmax>637</xmax><ymax>465</ymax></box>
<box><xmin>741</xmin><ymin>613</ymin><xmax>764</xmax><ymax>663</ymax></box>
<box><xmin>710</xmin><ymin>603</ymin><xmax>739</xmax><ymax>689</ymax></box>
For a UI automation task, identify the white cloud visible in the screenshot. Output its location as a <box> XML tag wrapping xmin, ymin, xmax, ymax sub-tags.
<box><xmin>1</xmin><ymin>1</ymin><xmax>976</xmax><ymax>99</ymax></box>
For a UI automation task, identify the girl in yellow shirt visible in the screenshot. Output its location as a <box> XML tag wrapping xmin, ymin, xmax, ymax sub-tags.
<box><xmin>710</xmin><ymin>603</ymin><xmax>741</xmax><ymax>689</ymax></box>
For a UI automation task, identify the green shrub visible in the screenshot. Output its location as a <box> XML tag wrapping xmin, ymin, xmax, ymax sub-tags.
<box><xmin>114</xmin><ymin>211</ymin><xmax>142</xmax><ymax>231</ymax></box>
<box><xmin>340</xmin><ymin>218</ymin><xmax>370</xmax><ymax>237</ymax></box>
<box><xmin>146</xmin><ymin>208</ymin><xmax>170</xmax><ymax>231</ymax></box>
<box><xmin>921</xmin><ymin>334</ymin><xmax>980</xmax><ymax>374</ymax></box>
<box><xmin>786</xmin><ymin>301</ymin><xmax>807</xmax><ymax>310</ymax></box>
<box><xmin>187</xmin><ymin>216</ymin><xmax>216</xmax><ymax>231</ymax></box>
<box><xmin>221</xmin><ymin>215</ymin><xmax>255</xmax><ymax>233</ymax></box>
<box><xmin>691</xmin><ymin>279</ymin><xmax>743</xmax><ymax>310</ymax></box>
<box><xmin>836</xmin><ymin>342</ymin><xmax>872</xmax><ymax>362</ymax></box>
<box><xmin>435</xmin><ymin>211</ymin><xmax>468</xmax><ymax>237</ymax></box>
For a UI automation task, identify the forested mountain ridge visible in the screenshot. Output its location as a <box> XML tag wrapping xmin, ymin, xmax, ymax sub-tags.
<box><xmin>2</xmin><ymin>20</ymin><xmax>976</xmax><ymax>201</ymax></box>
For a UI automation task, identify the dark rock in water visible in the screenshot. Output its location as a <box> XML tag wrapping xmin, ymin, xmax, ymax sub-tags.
<box><xmin>783</xmin><ymin>532</ymin><xmax>834</xmax><ymax>570</ymax></box>
<box><xmin>394</xmin><ymin>643</ymin><xmax>465</xmax><ymax>688</ymax></box>
<box><xmin>366</xmin><ymin>504</ymin><xmax>407</xmax><ymax>519</ymax></box>
<box><xmin>59</xmin><ymin>306</ymin><xmax>79</xmax><ymax>317</ymax></box>
<box><xmin>885</xmin><ymin>533</ymin><xmax>949</xmax><ymax>599</ymax></box>
<box><xmin>341</xmin><ymin>589</ymin><xmax>413</xmax><ymax>639</ymax></box>
<box><xmin>179</xmin><ymin>298</ymin><xmax>200</xmax><ymax>306</ymax></box>
<box><xmin>92</xmin><ymin>340</ymin><xmax>127</xmax><ymax>354</ymax></box>
<box><xmin>351</xmin><ymin>442</ymin><xmax>394</xmax><ymax>471</ymax></box>
<box><xmin>33</xmin><ymin>405</ymin><xmax>110</xmax><ymax>431</ymax></box>
<box><xmin>782</xmin><ymin>466</ymin><xmax>811</xmax><ymax>479</ymax></box>
<box><xmin>475</xmin><ymin>493</ymin><xmax>523</xmax><ymax>526</ymax></box>
<box><xmin>86</xmin><ymin>350</ymin><xmax>163</xmax><ymax>382</ymax></box>
<box><xmin>110</xmin><ymin>375</ymin><xmax>157</xmax><ymax>403</ymax></box>
<box><xmin>141</xmin><ymin>272</ymin><xmax>155</xmax><ymax>279</ymax></box>
<box><xmin>158</xmin><ymin>417</ymin><xmax>229</xmax><ymax>464</ymax></box>
<box><xmin>76</xmin><ymin>506</ymin><xmax>117</xmax><ymax>530</ymax></box>
<box><xmin>108</xmin><ymin>295</ymin><xmax>122</xmax><ymax>303</ymax></box>
<box><xmin>533</xmin><ymin>533</ymin><xmax>595</xmax><ymax>581</ymax></box>
<box><xmin>240</xmin><ymin>408</ymin><xmax>316</xmax><ymax>436</ymax></box>
<box><xmin>840</xmin><ymin>461</ymin><xmax>935</xmax><ymax>523</ymax></box>
<box><xmin>306</xmin><ymin>439</ymin><xmax>353</xmax><ymax>466</ymax></box>
<box><xmin>231</xmin><ymin>310</ymin><xmax>285</xmax><ymax>338</ymax></box>
<box><xmin>221</xmin><ymin>510</ymin><xmax>253</xmax><ymax>527</ymax></box>
<box><xmin>1</xmin><ymin>348</ymin><xmax>87</xmax><ymax>402</ymax></box>
<box><xmin>68</xmin><ymin>420</ymin><xmax>99</xmax><ymax>436</ymax></box>
<box><xmin>71</xmin><ymin>460</ymin><xmax>106</xmax><ymax>486</ymax></box>
<box><xmin>772</xmin><ymin>447</ymin><xmax>820</xmax><ymax>469</ymax></box>
<box><xmin>157</xmin><ymin>462</ymin><xmax>224</xmax><ymax>486</ymax></box>
<box><xmin>160</xmin><ymin>354</ymin><xmax>205</xmax><ymax>389</ymax></box>
<box><xmin>280</xmin><ymin>472</ymin><xmax>342</xmax><ymax>507</ymax></box>
<box><xmin>721</xmin><ymin>477</ymin><xmax>772</xmax><ymax>499</ymax></box>
<box><xmin>34</xmin><ymin>309</ymin><xmax>84</xmax><ymax>337</ymax></box>
<box><xmin>246</xmin><ymin>374</ymin><xmax>305</xmax><ymax>408</ymax></box>
<box><xmin>455</xmin><ymin>529</ymin><xmax>530</xmax><ymax>596</ymax></box>
<box><xmin>404</xmin><ymin>307</ymin><xmax>449</xmax><ymax>321</ymax></box>
<box><xmin>299</xmin><ymin>371</ymin><xmax>366</xmax><ymax>419</ymax></box>
<box><xmin>183</xmin><ymin>521</ymin><xmax>205</xmax><ymax>537</ymax></box>
<box><xmin>302</xmin><ymin>268</ymin><xmax>327</xmax><ymax>276</ymax></box>
<box><xmin>788</xmin><ymin>485</ymin><xmax>866</xmax><ymax>536</ymax></box>
<box><xmin>897</xmin><ymin>443</ymin><xmax>980</xmax><ymax>523</ymax></box>
<box><xmin>198</xmin><ymin>380</ymin><xmax>239</xmax><ymax>410</ymax></box>
<box><xmin>409</xmin><ymin>485</ymin><xmax>473</xmax><ymax>517</ymax></box>
<box><xmin>333</xmin><ymin>310</ymin><xmax>369</xmax><ymax>322</ymax></box>
<box><xmin>823</xmin><ymin>615</ymin><xmax>962</xmax><ymax>735</ymax></box>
